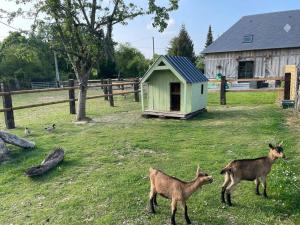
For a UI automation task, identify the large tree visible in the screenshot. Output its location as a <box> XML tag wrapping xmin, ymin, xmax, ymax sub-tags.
<box><xmin>115</xmin><ymin>43</ymin><xmax>149</xmax><ymax>78</ymax></box>
<box><xmin>167</xmin><ymin>25</ymin><xmax>196</xmax><ymax>63</ymax></box>
<box><xmin>3</xmin><ymin>0</ymin><xmax>179</xmax><ymax>121</ymax></box>
<box><xmin>205</xmin><ymin>25</ymin><xmax>213</xmax><ymax>48</ymax></box>
<box><xmin>0</xmin><ymin>32</ymin><xmax>56</xmax><ymax>88</ymax></box>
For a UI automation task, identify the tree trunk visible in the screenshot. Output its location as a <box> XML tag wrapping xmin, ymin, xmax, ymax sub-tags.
<box><xmin>25</xmin><ymin>148</ymin><xmax>64</xmax><ymax>177</ymax></box>
<box><xmin>0</xmin><ymin>131</ymin><xmax>35</xmax><ymax>148</ymax></box>
<box><xmin>76</xmin><ymin>83</ymin><xmax>88</xmax><ymax>121</ymax></box>
<box><xmin>0</xmin><ymin>138</ymin><xmax>10</xmax><ymax>162</ymax></box>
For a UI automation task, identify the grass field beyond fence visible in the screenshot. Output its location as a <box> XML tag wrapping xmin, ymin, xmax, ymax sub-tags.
<box><xmin>0</xmin><ymin>92</ymin><xmax>299</xmax><ymax>225</ymax></box>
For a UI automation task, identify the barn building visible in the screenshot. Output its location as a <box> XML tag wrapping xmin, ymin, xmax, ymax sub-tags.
<box><xmin>202</xmin><ymin>10</ymin><xmax>300</xmax><ymax>79</ymax></box>
<box><xmin>141</xmin><ymin>55</ymin><xmax>208</xmax><ymax>119</ymax></box>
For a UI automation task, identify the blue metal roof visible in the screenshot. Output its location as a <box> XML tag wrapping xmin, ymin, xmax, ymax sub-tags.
<box><xmin>202</xmin><ymin>9</ymin><xmax>300</xmax><ymax>54</ymax></box>
<box><xmin>164</xmin><ymin>55</ymin><xmax>208</xmax><ymax>83</ymax></box>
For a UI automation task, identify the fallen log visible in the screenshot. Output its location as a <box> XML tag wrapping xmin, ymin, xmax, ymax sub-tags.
<box><xmin>0</xmin><ymin>131</ymin><xmax>35</xmax><ymax>148</ymax></box>
<box><xmin>25</xmin><ymin>148</ymin><xmax>64</xmax><ymax>177</ymax></box>
<box><xmin>0</xmin><ymin>138</ymin><xmax>10</xmax><ymax>162</ymax></box>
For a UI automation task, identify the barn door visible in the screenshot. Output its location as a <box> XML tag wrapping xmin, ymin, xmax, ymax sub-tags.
<box><xmin>170</xmin><ymin>83</ymin><xmax>180</xmax><ymax>111</ymax></box>
<box><xmin>238</xmin><ymin>61</ymin><xmax>254</xmax><ymax>79</ymax></box>
<box><xmin>284</xmin><ymin>73</ymin><xmax>291</xmax><ymax>100</ymax></box>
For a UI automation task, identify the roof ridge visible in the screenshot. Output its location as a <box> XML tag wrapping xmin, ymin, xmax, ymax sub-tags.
<box><xmin>242</xmin><ymin>9</ymin><xmax>300</xmax><ymax>18</ymax></box>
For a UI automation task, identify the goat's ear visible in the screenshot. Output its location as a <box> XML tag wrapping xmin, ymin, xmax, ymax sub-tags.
<box><xmin>278</xmin><ymin>141</ymin><xmax>283</xmax><ymax>146</ymax></box>
<box><xmin>269</xmin><ymin>143</ymin><xmax>274</xmax><ymax>149</ymax></box>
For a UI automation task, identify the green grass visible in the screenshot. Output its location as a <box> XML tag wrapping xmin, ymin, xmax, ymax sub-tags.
<box><xmin>0</xmin><ymin>91</ymin><xmax>299</xmax><ymax>225</ymax></box>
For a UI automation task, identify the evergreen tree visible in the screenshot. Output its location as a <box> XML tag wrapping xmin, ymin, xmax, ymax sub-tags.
<box><xmin>167</xmin><ymin>25</ymin><xmax>196</xmax><ymax>63</ymax></box>
<box><xmin>205</xmin><ymin>25</ymin><xmax>214</xmax><ymax>48</ymax></box>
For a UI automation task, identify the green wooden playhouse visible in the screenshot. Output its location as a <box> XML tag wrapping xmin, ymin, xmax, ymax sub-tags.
<box><xmin>141</xmin><ymin>55</ymin><xmax>208</xmax><ymax>119</ymax></box>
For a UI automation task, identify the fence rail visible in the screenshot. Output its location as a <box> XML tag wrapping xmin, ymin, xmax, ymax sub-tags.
<box><xmin>216</xmin><ymin>76</ymin><xmax>287</xmax><ymax>106</ymax></box>
<box><xmin>0</xmin><ymin>79</ymin><xmax>140</xmax><ymax>129</ymax></box>
<box><xmin>209</xmin><ymin>76</ymin><xmax>285</xmax><ymax>83</ymax></box>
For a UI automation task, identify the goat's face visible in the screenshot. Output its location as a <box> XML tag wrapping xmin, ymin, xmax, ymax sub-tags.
<box><xmin>196</xmin><ymin>165</ymin><xmax>213</xmax><ymax>184</ymax></box>
<box><xmin>269</xmin><ymin>142</ymin><xmax>285</xmax><ymax>159</ymax></box>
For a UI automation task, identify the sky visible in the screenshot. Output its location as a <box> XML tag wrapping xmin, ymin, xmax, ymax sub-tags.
<box><xmin>1</xmin><ymin>0</ymin><xmax>300</xmax><ymax>58</ymax></box>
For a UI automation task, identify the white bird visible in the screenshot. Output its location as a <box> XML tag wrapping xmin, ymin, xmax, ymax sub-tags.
<box><xmin>45</xmin><ymin>124</ymin><xmax>56</xmax><ymax>132</ymax></box>
<box><xmin>24</xmin><ymin>127</ymin><xmax>31</xmax><ymax>136</ymax></box>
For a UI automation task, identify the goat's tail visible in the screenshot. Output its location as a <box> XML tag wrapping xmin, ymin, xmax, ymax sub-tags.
<box><xmin>220</xmin><ymin>165</ymin><xmax>232</xmax><ymax>175</ymax></box>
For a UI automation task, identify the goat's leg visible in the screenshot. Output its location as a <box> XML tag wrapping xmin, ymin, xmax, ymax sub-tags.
<box><xmin>261</xmin><ymin>176</ymin><xmax>268</xmax><ymax>198</ymax></box>
<box><xmin>153</xmin><ymin>193</ymin><xmax>158</xmax><ymax>206</ymax></box>
<box><xmin>221</xmin><ymin>173</ymin><xmax>231</xmax><ymax>203</ymax></box>
<box><xmin>171</xmin><ymin>199</ymin><xmax>177</xmax><ymax>225</ymax></box>
<box><xmin>149</xmin><ymin>189</ymin><xmax>156</xmax><ymax>214</ymax></box>
<box><xmin>182</xmin><ymin>201</ymin><xmax>191</xmax><ymax>224</ymax></box>
<box><xmin>225</xmin><ymin>177</ymin><xmax>239</xmax><ymax>206</ymax></box>
<box><xmin>255</xmin><ymin>178</ymin><xmax>261</xmax><ymax>195</ymax></box>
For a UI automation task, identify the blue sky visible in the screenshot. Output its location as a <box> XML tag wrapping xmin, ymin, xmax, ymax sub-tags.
<box><xmin>113</xmin><ymin>0</ymin><xmax>300</xmax><ymax>58</ymax></box>
<box><xmin>1</xmin><ymin>0</ymin><xmax>300</xmax><ymax>58</ymax></box>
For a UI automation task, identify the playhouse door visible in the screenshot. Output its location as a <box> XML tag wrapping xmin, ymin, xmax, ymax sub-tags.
<box><xmin>170</xmin><ymin>83</ymin><xmax>181</xmax><ymax>111</ymax></box>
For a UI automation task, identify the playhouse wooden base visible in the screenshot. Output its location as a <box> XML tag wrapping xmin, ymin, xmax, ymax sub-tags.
<box><xmin>142</xmin><ymin>108</ymin><xmax>207</xmax><ymax>120</ymax></box>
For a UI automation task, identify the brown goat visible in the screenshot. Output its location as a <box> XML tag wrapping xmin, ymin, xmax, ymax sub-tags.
<box><xmin>220</xmin><ymin>142</ymin><xmax>285</xmax><ymax>206</ymax></box>
<box><xmin>149</xmin><ymin>166</ymin><xmax>213</xmax><ymax>225</ymax></box>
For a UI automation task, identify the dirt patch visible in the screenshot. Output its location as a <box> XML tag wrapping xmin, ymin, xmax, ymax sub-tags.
<box><xmin>93</xmin><ymin>111</ymin><xmax>143</xmax><ymax>124</ymax></box>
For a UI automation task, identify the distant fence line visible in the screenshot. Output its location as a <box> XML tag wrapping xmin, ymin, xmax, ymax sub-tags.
<box><xmin>0</xmin><ymin>78</ymin><xmax>140</xmax><ymax>129</ymax></box>
<box><xmin>209</xmin><ymin>76</ymin><xmax>286</xmax><ymax>105</ymax></box>
<box><xmin>0</xmin><ymin>76</ymin><xmax>292</xmax><ymax>129</ymax></box>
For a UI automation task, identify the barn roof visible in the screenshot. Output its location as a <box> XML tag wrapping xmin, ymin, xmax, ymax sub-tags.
<box><xmin>202</xmin><ymin>9</ymin><xmax>300</xmax><ymax>54</ymax></box>
<box><xmin>142</xmin><ymin>55</ymin><xmax>208</xmax><ymax>84</ymax></box>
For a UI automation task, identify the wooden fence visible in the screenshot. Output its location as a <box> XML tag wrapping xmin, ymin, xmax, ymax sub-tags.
<box><xmin>210</xmin><ymin>76</ymin><xmax>286</xmax><ymax>105</ymax></box>
<box><xmin>0</xmin><ymin>79</ymin><xmax>140</xmax><ymax>129</ymax></box>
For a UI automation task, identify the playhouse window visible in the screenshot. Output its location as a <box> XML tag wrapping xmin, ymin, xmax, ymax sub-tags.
<box><xmin>201</xmin><ymin>84</ymin><xmax>204</xmax><ymax>94</ymax></box>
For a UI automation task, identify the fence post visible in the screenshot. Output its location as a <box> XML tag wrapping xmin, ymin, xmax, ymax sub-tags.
<box><xmin>68</xmin><ymin>79</ymin><xmax>76</xmax><ymax>114</ymax></box>
<box><xmin>100</xmin><ymin>79</ymin><xmax>104</xmax><ymax>90</ymax></box>
<box><xmin>220</xmin><ymin>76</ymin><xmax>226</xmax><ymax>105</ymax></box>
<box><xmin>284</xmin><ymin>73</ymin><xmax>291</xmax><ymax>100</ymax></box>
<box><xmin>134</xmin><ymin>78</ymin><xmax>140</xmax><ymax>102</ymax></box>
<box><xmin>1</xmin><ymin>83</ymin><xmax>15</xmax><ymax>129</ymax></box>
<box><xmin>108</xmin><ymin>79</ymin><xmax>114</xmax><ymax>107</ymax></box>
<box><xmin>103</xmin><ymin>80</ymin><xmax>108</xmax><ymax>101</ymax></box>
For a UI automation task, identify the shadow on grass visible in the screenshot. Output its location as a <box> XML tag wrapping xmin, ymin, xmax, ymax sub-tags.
<box><xmin>25</xmin><ymin>159</ymin><xmax>79</xmax><ymax>182</ymax></box>
<box><xmin>190</xmin><ymin>106</ymin><xmax>276</xmax><ymax>122</ymax></box>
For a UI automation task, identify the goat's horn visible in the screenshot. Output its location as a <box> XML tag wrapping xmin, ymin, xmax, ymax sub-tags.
<box><xmin>196</xmin><ymin>164</ymin><xmax>200</xmax><ymax>173</ymax></box>
<box><xmin>279</xmin><ymin>141</ymin><xmax>283</xmax><ymax>146</ymax></box>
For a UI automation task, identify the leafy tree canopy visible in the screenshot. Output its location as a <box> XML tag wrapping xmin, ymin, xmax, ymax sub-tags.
<box><xmin>115</xmin><ymin>43</ymin><xmax>149</xmax><ymax>78</ymax></box>
<box><xmin>0</xmin><ymin>32</ymin><xmax>55</xmax><ymax>88</ymax></box>
<box><xmin>167</xmin><ymin>25</ymin><xmax>196</xmax><ymax>63</ymax></box>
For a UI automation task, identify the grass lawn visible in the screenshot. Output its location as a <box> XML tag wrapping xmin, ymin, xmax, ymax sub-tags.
<box><xmin>0</xmin><ymin>91</ymin><xmax>299</xmax><ymax>225</ymax></box>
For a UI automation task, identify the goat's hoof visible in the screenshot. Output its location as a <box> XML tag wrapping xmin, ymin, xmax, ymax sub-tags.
<box><xmin>149</xmin><ymin>210</ymin><xmax>156</xmax><ymax>214</ymax></box>
<box><xmin>263</xmin><ymin>194</ymin><xmax>268</xmax><ymax>198</ymax></box>
<box><xmin>227</xmin><ymin>203</ymin><xmax>233</xmax><ymax>207</ymax></box>
<box><xmin>186</xmin><ymin>220</ymin><xmax>192</xmax><ymax>224</ymax></box>
<box><xmin>256</xmin><ymin>192</ymin><xmax>260</xmax><ymax>196</ymax></box>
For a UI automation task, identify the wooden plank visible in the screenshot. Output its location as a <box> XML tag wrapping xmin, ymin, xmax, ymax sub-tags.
<box><xmin>1</xmin><ymin>83</ymin><xmax>15</xmax><ymax>129</ymax></box>
<box><xmin>284</xmin><ymin>73</ymin><xmax>291</xmax><ymax>100</ymax></box>
<box><xmin>103</xmin><ymin>80</ymin><xmax>108</xmax><ymax>101</ymax></box>
<box><xmin>68</xmin><ymin>79</ymin><xmax>76</xmax><ymax>114</ymax></box>
<box><xmin>209</xmin><ymin>77</ymin><xmax>285</xmax><ymax>83</ymax></box>
<box><xmin>134</xmin><ymin>78</ymin><xmax>140</xmax><ymax>102</ymax></box>
<box><xmin>220</xmin><ymin>76</ymin><xmax>226</xmax><ymax>105</ymax></box>
<box><xmin>226</xmin><ymin>88</ymin><xmax>283</xmax><ymax>92</ymax></box>
<box><xmin>0</xmin><ymin>90</ymin><xmax>140</xmax><ymax>113</ymax></box>
<box><xmin>108</xmin><ymin>79</ymin><xmax>114</xmax><ymax>107</ymax></box>
<box><xmin>0</xmin><ymin>86</ymin><xmax>78</xmax><ymax>96</ymax></box>
<box><xmin>0</xmin><ymin>82</ymin><xmax>138</xmax><ymax>96</ymax></box>
<box><xmin>143</xmin><ymin>110</ymin><xmax>186</xmax><ymax>118</ymax></box>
